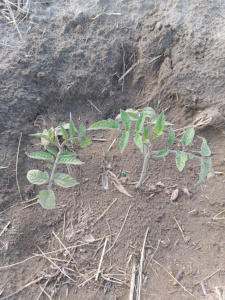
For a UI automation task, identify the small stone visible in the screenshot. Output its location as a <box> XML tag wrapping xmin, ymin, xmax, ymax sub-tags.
<box><xmin>171</xmin><ymin>188</ymin><xmax>179</xmax><ymax>201</ymax></box>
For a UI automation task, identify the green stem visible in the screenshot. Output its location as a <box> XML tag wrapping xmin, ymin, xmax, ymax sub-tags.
<box><xmin>136</xmin><ymin>144</ymin><xmax>152</xmax><ymax>189</ymax></box>
<box><xmin>152</xmin><ymin>150</ymin><xmax>202</xmax><ymax>160</ymax></box>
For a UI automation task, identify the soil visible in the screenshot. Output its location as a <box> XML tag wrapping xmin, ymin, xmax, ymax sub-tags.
<box><xmin>0</xmin><ymin>0</ymin><xmax>225</xmax><ymax>299</ymax></box>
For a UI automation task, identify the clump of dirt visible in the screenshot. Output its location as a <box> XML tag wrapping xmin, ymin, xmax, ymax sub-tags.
<box><xmin>0</xmin><ymin>1</ymin><xmax>225</xmax><ymax>299</ymax></box>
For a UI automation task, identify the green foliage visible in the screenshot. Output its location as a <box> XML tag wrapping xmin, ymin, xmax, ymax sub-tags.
<box><xmin>155</xmin><ymin>149</ymin><xmax>169</xmax><ymax>157</ymax></box>
<box><xmin>168</xmin><ymin>128</ymin><xmax>175</xmax><ymax>147</ymax></box>
<box><xmin>181</xmin><ymin>127</ymin><xmax>195</xmax><ymax>148</ymax></box>
<box><xmin>121</xmin><ymin>110</ymin><xmax>131</xmax><ymax>132</ymax></box>
<box><xmin>153</xmin><ymin>111</ymin><xmax>165</xmax><ymax>137</ymax></box>
<box><xmin>26</xmin><ymin>116</ymin><xmax>91</xmax><ymax>209</ymax></box>
<box><xmin>199</xmin><ymin>137</ymin><xmax>211</xmax><ymax>157</ymax></box>
<box><xmin>135</xmin><ymin>113</ymin><xmax>145</xmax><ymax>133</ymax></box>
<box><xmin>175</xmin><ymin>151</ymin><xmax>188</xmax><ymax>171</ymax></box>
<box><xmin>120</xmin><ymin>132</ymin><xmax>129</xmax><ymax>153</ymax></box>
<box><xmin>88</xmin><ymin>119</ymin><xmax>120</xmax><ymax>130</ymax></box>
<box><xmin>133</xmin><ymin>134</ymin><xmax>143</xmax><ymax>153</ymax></box>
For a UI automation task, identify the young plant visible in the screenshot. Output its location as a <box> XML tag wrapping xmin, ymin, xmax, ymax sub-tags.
<box><xmin>88</xmin><ymin>107</ymin><xmax>214</xmax><ymax>188</ymax></box>
<box><xmin>26</xmin><ymin>117</ymin><xmax>91</xmax><ymax>209</ymax></box>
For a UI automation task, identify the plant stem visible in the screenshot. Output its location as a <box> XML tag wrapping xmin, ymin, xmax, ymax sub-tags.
<box><xmin>136</xmin><ymin>144</ymin><xmax>152</xmax><ymax>189</ymax></box>
<box><xmin>152</xmin><ymin>150</ymin><xmax>202</xmax><ymax>160</ymax></box>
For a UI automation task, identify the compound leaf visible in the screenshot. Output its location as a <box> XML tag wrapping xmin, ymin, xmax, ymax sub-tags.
<box><xmin>88</xmin><ymin>119</ymin><xmax>120</xmax><ymax>130</ymax></box>
<box><xmin>121</xmin><ymin>110</ymin><xmax>131</xmax><ymax>132</ymax></box>
<box><xmin>143</xmin><ymin>126</ymin><xmax>149</xmax><ymax>139</ymax></box>
<box><xmin>168</xmin><ymin>128</ymin><xmax>175</xmax><ymax>147</ymax></box>
<box><xmin>155</xmin><ymin>149</ymin><xmax>169</xmax><ymax>157</ymax></box>
<box><xmin>199</xmin><ymin>137</ymin><xmax>211</xmax><ymax>157</ymax></box>
<box><xmin>120</xmin><ymin>132</ymin><xmax>129</xmax><ymax>153</ymax></box>
<box><xmin>195</xmin><ymin>159</ymin><xmax>209</xmax><ymax>186</ymax></box>
<box><xmin>54</xmin><ymin>173</ymin><xmax>79</xmax><ymax>188</ymax></box>
<box><xmin>46</xmin><ymin>146</ymin><xmax>58</xmax><ymax>156</ymax></box>
<box><xmin>175</xmin><ymin>151</ymin><xmax>188</xmax><ymax>171</ymax></box>
<box><xmin>26</xmin><ymin>151</ymin><xmax>54</xmax><ymax>162</ymax></box>
<box><xmin>60</xmin><ymin>125</ymin><xmax>68</xmax><ymax>140</ymax></box>
<box><xmin>133</xmin><ymin>134</ymin><xmax>143</xmax><ymax>153</ymax></box>
<box><xmin>79</xmin><ymin>123</ymin><xmax>86</xmax><ymax>138</ymax></box>
<box><xmin>37</xmin><ymin>190</ymin><xmax>56</xmax><ymax>209</ymax></box>
<box><xmin>181</xmin><ymin>127</ymin><xmax>195</xmax><ymax>148</ymax></box>
<box><xmin>135</xmin><ymin>113</ymin><xmax>145</xmax><ymax>133</ymax></box>
<box><xmin>27</xmin><ymin>170</ymin><xmax>49</xmax><ymax>185</ymax></box>
<box><xmin>81</xmin><ymin>137</ymin><xmax>92</xmax><ymax>148</ymax></box>
<box><xmin>58</xmin><ymin>156</ymin><xmax>84</xmax><ymax>165</ymax></box>
<box><xmin>153</xmin><ymin>111</ymin><xmax>165</xmax><ymax>137</ymax></box>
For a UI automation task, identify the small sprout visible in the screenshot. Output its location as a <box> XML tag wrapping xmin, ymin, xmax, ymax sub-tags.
<box><xmin>26</xmin><ymin>116</ymin><xmax>91</xmax><ymax>209</ymax></box>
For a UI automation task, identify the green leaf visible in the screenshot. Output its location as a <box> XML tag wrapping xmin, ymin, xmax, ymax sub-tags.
<box><xmin>60</xmin><ymin>125</ymin><xmax>68</xmax><ymax>140</ymax></box>
<box><xmin>189</xmin><ymin>153</ymin><xmax>194</xmax><ymax>159</ymax></box>
<box><xmin>30</xmin><ymin>133</ymin><xmax>49</xmax><ymax>139</ymax></box>
<box><xmin>195</xmin><ymin>159</ymin><xmax>209</xmax><ymax>186</ymax></box>
<box><xmin>26</xmin><ymin>151</ymin><xmax>54</xmax><ymax>162</ymax></box>
<box><xmin>120</xmin><ymin>132</ymin><xmax>129</xmax><ymax>153</ymax></box>
<box><xmin>81</xmin><ymin>137</ymin><xmax>92</xmax><ymax>148</ymax></box>
<box><xmin>199</xmin><ymin>137</ymin><xmax>211</xmax><ymax>157</ymax></box>
<box><xmin>47</xmin><ymin>164</ymin><xmax>53</xmax><ymax>169</ymax></box>
<box><xmin>48</xmin><ymin>128</ymin><xmax>54</xmax><ymax>140</ymax></box>
<box><xmin>121</xmin><ymin>110</ymin><xmax>131</xmax><ymax>132</ymax></box>
<box><xmin>37</xmin><ymin>190</ymin><xmax>56</xmax><ymax>209</ymax></box>
<box><xmin>60</xmin><ymin>151</ymin><xmax>74</xmax><ymax>157</ymax></box>
<box><xmin>69</xmin><ymin>120</ymin><xmax>77</xmax><ymax>137</ymax></box>
<box><xmin>88</xmin><ymin>119</ymin><xmax>120</xmax><ymax>130</ymax></box>
<box><xmin>175</xmin><ymin>151</ymin><xmax>188</xmax><ymax>171</ymax></box>
<box><xmin>116</xmin><ymin>108</ymin><xmax>139</xmax><ymax>121</ymax></box>
<box><xmin>181</xmin><ymin>127</ymin><xmax>195</xmax><ymax>148</ymax></box>
<box><xmin>143</xmin><ymin>126</ymin><xmax>149</xmax><ymax>139</ymax></box>
<box><xmin>46</xmin><ymin>146</ymin><xmax>58</xmax><ymax>156</ymax></box>
<box><xmin>27</xmin><ymin>170</ymin><xmax>49</xmax><ymax>185</ymax></box>
<box><xmin>79</xmin><ymin>123</ymin><xmax>86</xmax><ymax>138</ymax></box>
<box><xmin>133</xmin><ymin>134</ymin><xmax>143</xmax><ymax>152</ymax></box>
<box><xmin>143</xmin><ymin>107</ymin><xmax>156</xmax><ymax>120</ymax></box>
<box><xmin>153</xmin><ymin>111</ymin><xmax>165</xmax><ymax>136</ymax></box>
<box><xmin>168</xmin><ymin>128</ymin><xmax>175</xmax><ymax>147</ymax></box>
<box><xmin>53</xmin><ymin>173</ymin><xmax>79</xmax><ymax>188</ymax></box>
<box><xmin>155</xmin><ymin>149</ymin><xmax>169</xmax><ymax>157</ymax></box>
<box><xmin>135</xmin><ymin>113</ymin><xmax>145</xmax><ymax>133</ymax></box>
<box><xmin>58</xmin><ymin>156</ymin><xmax>84</xmax><ymax>165</ymax></box>
<box><xmin>143</xmin><ymin>139</ymin><xmax>150</xmax><ymax>144</ymax></box>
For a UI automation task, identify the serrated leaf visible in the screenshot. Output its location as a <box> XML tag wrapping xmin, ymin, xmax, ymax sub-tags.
<box><xmin>120</xmin><ymin>132</ymin><xmax>129</xmax><ymax>153</ymax></box>
<box><xmin>181</xmin><ymin>127</ymin><xmax>195</xmax><ymax>148</ymax></box>
<box><xmin>155</xmin><ymin>149</ymin><xmax>169</xmax><ymax>157</ymax></box>
<box><xmin>37</xmin><ymin>190</ymin><xmax>56</xmax><ymax>209</ymax></box>
<box><xmin>27</xmin><ymin>170</ymin><xmax>49</xmax><ymax>185</ymax></box>
<box><xmin>60</xmin><ymin>125</ymin><xmax>68</xmax><ymax>140</ymax></box>
<box><xmin>189</xmin><ymin>153</ymin><xmax>194</xmax><ymax>159</ymax></box>
<box><xmin>81</xmin><ymin>137</ymin><xmax>92</xmax><ymax>148</ymax></box>
<box><xmin>60</xmin><ymin>151</ymin><xmax>74</xmax><ymax>157</ymax></box>
<box><xmin>168</xmin><ymin>128</ymin><xmax>175</xmax><ymax>147</ymax></box>
<box><xmin>47</xmin><ymin>164</ymin><xmax>53</xmax><ymax>169</ymax></box>
<box><xmin>175</xmin><ymin>151</ymin><xmax>188</xmax><ymax>171</ymax></box>
<box><xmin>26</xmin><ymin>151</ymin><xmax>54</xmax><ymax>162</ymax></box>
<box><xmin>199</xmin><ymin>137</ymin><xmax>211</xmax><ymax>157</ymax></box>
<box><xmin>88</xmin><ymin>119</ymin><xmax>120</xmax><ymax>130</ymax></box>
<box><xmin>135</xmin><ymin>113</ymin><xmax>145</xmax><ymax>133</ymax></box>
<box><xmin>58</xmin><ymin>156</ymin><xmax>84</xmax><ymax>165</ymax></box>
<box><xmin>46</xmin><ymin>146</ymin><xmax>58</xmax><ymax>156</ymax></box>
<box><xmin>121</xmin><ymin>110</ymin><xmax>131</xmax><ymax>132</ymax></box>
<box><xmin>79</xmin><ymin>123</ymin><xmax>86</xmax><ymax>138</ymax></box>
<box><xmin>195</xmin><ymin>159</ymin><xmax>209</xmax><ymax>186</ymax></box>
<box><xmin>153</xmin><ymin>111</ymin><xmax>165</xmax><ymax>136</ymax></box>
<box><xmin>69</xmin><ymin>120</ymin><xmax>77</xmax><ymax>137</ymax></box>
<box><xmin>54</xmin><ymin>173</ymin><xmax>79</xmax><ymax>188</ymax></box>
<box><xmin>133</xmin><ymin>134</ymin><xmax>143</xmax><ymax>152</ymax></box>
<box><xmin>143</xmin><ymin>126</ymin><xmax>149</xmax><ymax>139</ymax></box>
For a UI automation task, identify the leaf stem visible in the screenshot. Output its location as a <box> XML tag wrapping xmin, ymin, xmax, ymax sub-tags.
<box><xmin>152</xmin><ymin>149</ymin><xmax>202</xmax><ymax>160</ymax></box>
<box><xmin>136</xmin><ymin>144</ymin><xmax>152</xmax><ymax>189</ymax></box>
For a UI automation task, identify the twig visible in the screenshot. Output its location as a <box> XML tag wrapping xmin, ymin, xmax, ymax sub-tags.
<box><xmin>16</xmin><ymin>133</ymin><xmax>23</xmax><ymax>201</ymax></box>
<box><xmin>106</xmin><ymin>139</ymin><xmax>117</xmax><ymax>152</ymax></box>
<box><xmin>195</xmin><ymin>268</ymin><xmax>221</xmax><ymax>286</ymax></box>
<box><xmin>107</xmin><ymin>205</ymin><xmax>131</xmax><ymax>253</ymax></box>
<box><xmin>22</xmin><ymin>201</ymin><xmax>38</xmax><ymax>209</ymax></box>
<box><xmin>153</xmin><ymin>259</ymin><xmax>197</xmax><ymax>299</ymax></box>
<box><xmin>95</xmin><ymin>238</ymin><xmax>108</xmax><ymax>281</ymax></box>
<box><xmin>93</xmin><ymin>198</ymin><xmax>118</xmax><ymax>225</ymax></box>
<box><xmin>0</xmin><ymin>221</ymin><xmax>10</xmax><ymax>237</ymax></box>
<box><xmin>200</xmin><ymin>282</ymin><xmax>207</xmax><ymax>296</ymax></box>
<box><xmin>88</xmin><ymin>99</ymin><xmax>102</xmax><ymax>114</ymax></box>
<box><xmin>52</xmin><ymin>232</ymin><xmax>79</xmax><ymax>272</ymax></box>
<box><xmin>129</xmin><ymin>260</ymin><xmax>136</xmax><ymax>300</ymax></box>
<box><xmin>39</xmin><ymin>284</ymin><xmax>52</xmax><ymax>300</ymax></box>
<box><xmin>3</xmin><ymin>0</ymin><xmax>23</xmax><ymax>39</ymax></box>
<box><xmin>173</xmin><ymin>267</ymin><xmax>185</xmax><ymax>285</ymax></box>
<box><xmin>136</xmin><ymin>227</ymin><xmax>149</xmax><ymax>300</ymax></box>
<box><xmin>79</xmin><ymin>269</ymin><xmax>103</xmax><ymax>287</ymax></box>
<box><xmin>90</xmin><ymin>12</ymin><xmax>121</xmax><ymax>20</ymax></box>
<box><xmin>173</xmin><ymin>217</ymin><xmax>186</xmax><ymax>242</ymax></box>
<box><xmin>213</xmin><ymin>210</ymin><xmax>225</xmax><ymax>220</ymax></box>
<box><xmin>92</xmin><ymin>138</ymin><xmax>107</xmax><ymax>142</ymax></box>
<box><xmin>118</xmin><ymin>62</ymin><xmax>138</xmax><ymax>83</ymax></box>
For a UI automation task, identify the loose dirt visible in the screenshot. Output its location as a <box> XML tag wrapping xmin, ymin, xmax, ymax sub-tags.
<box><xmin>0</xmin><ymin>1</ymin><xmax>225</xmax><ymax>299</ymax></box>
